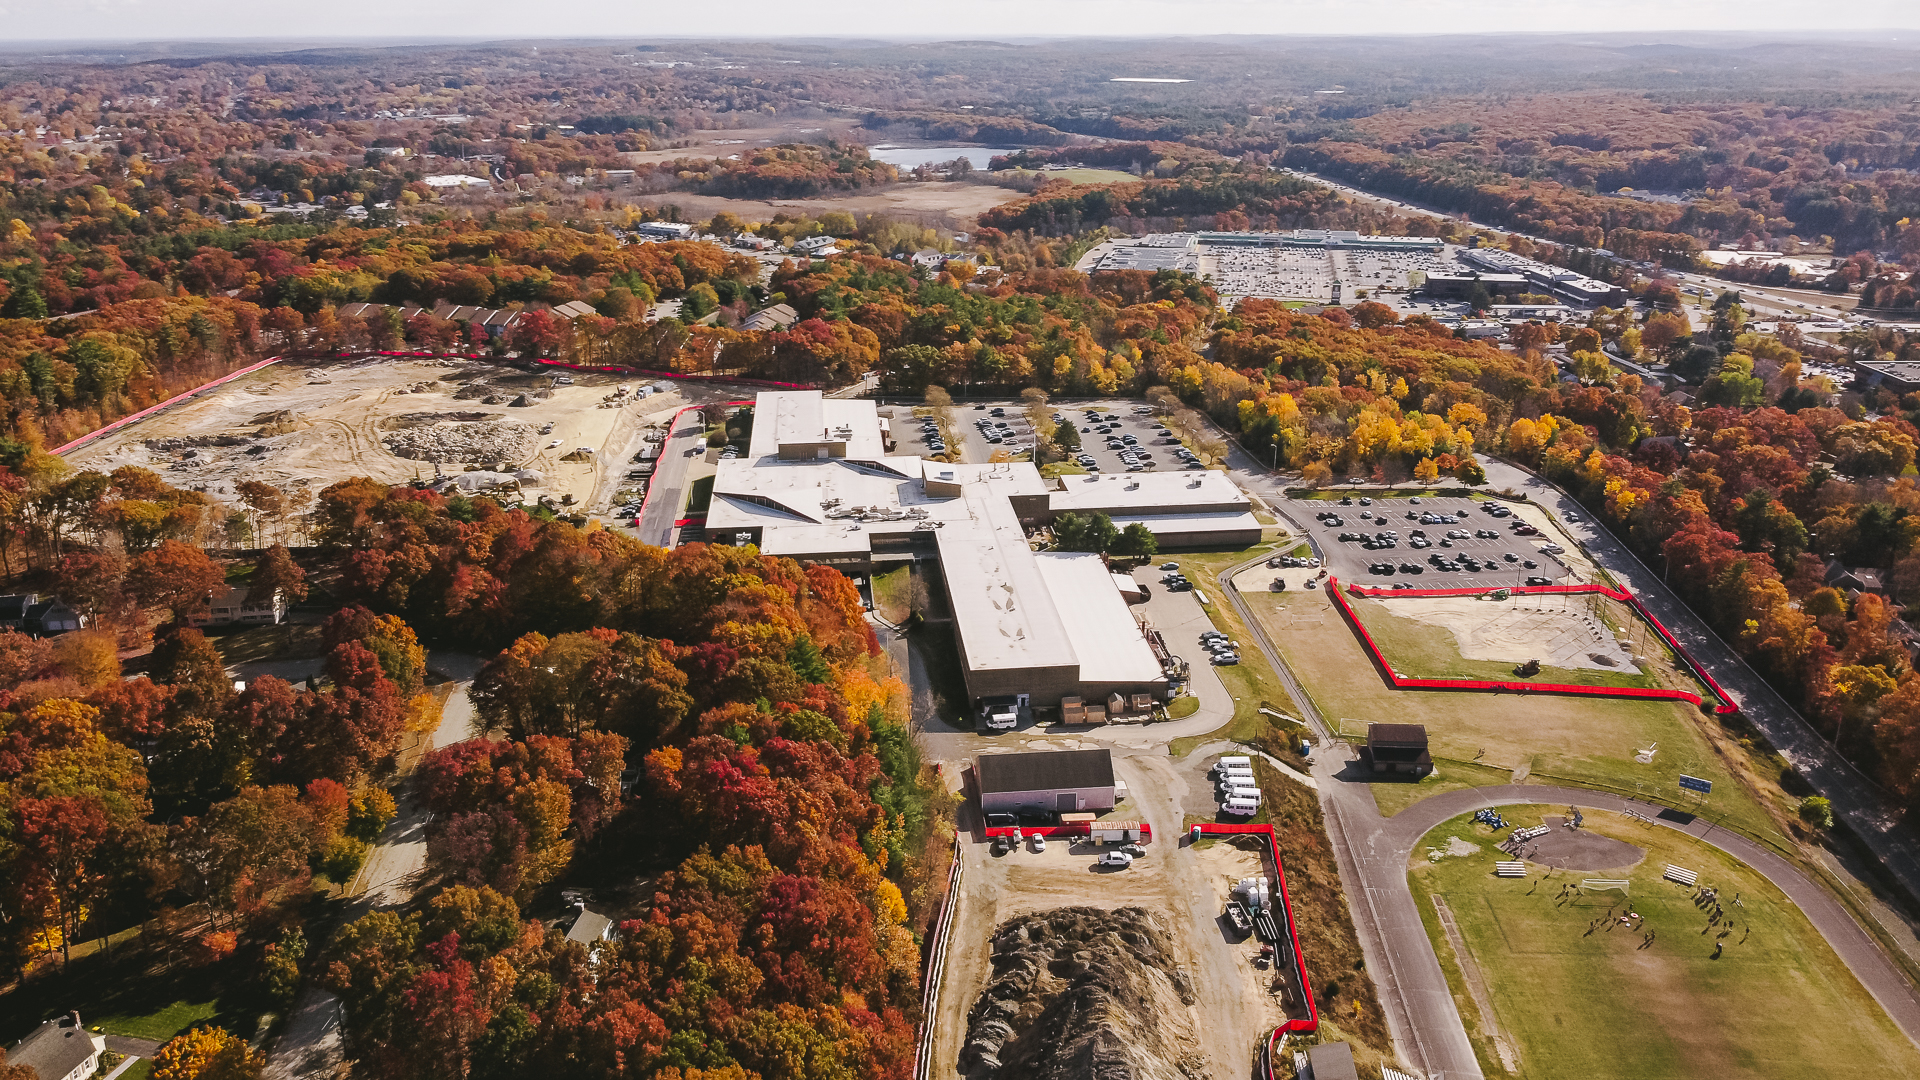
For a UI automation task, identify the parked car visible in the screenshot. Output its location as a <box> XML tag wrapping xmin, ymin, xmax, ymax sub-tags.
<box><xmin>1120</xmin><ymin>843</ymin><xmax>1147</xmax><ymax>857</ymax></box>
<box><xmin>1097</xmin><ymin>851</ymin><xmax>1134</xmax><ymax>868</ymax></box>
<box><xmin>1030</xmin><ymin>834</ymin><xmax>1047</xmax><ymax>853</ymax></box>
<box><xmin>992</xmin><ymin>835</ymin><xmax>1013</xmax><ymax>855</ymax></box>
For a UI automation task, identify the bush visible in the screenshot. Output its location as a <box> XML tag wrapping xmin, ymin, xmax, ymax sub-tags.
<box><xmin>1799</xmin><ymin>795</ymin><xmax>1833</xmax><ymax>830</ymax></box>
<box><xmin>194</xmin><ymin>930</ymin><xmax>238</xmax><ymax>966</ymax></box>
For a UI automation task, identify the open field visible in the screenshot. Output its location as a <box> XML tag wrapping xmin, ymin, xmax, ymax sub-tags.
<box><xmin>61</xmin><ymin>356</ymin><xmax>687</xmax><ymax>523</ymax></box>
<box><xmin>1244</xmin><ymin>588</ymin><xmax>1793</xmax><ymax>843</ymax></box>
<box><xmin>626</xmin><ymin>181</ymin><xmax>1024</xmax><ymax>226</ymax></box>
<box><xmin>1409</xmin><ymin>805</ymin><xmax>1920</xmax><ymax>1080</ymax></box>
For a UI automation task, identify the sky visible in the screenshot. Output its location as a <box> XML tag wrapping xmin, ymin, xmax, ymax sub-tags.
<box><xmin>6</xmin><ymin>0</ymin><xmax>1919</xmax><ymax>43</ymax></box>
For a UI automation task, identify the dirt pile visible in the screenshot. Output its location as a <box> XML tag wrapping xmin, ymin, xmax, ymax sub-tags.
<box><xmin>383</xmin><ymin>419</ymin><xmax>536</xmax><ymax>463</ymax></box>
<box><xmin>960</xmin><ymin>907</ymin><xmax>1206</xmax><ymax>1080</ymax></box>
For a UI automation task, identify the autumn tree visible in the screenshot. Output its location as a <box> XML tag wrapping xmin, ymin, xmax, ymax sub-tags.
<box><xmin>128</xmin><ymin>540</ymin><xmax>226</xmax><ymax>624</ymax></box>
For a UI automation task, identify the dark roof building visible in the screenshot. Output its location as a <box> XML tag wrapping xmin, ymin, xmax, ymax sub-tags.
<box><xmin>975</xmin><ymin>749</ymin><xmax>1117</xmax><ymax>815</ymax></box>
<box><xmin>0</xmin><ymin>593</ymin><xmax>85</xmax><ymax>637</ymax></box>
<box><xmin>1825</xmin><ymin>559</ymin><xmax>1888</xmax><ymax>596</ymax></box>
<box><xmin>1366</xmin><ymin>723</ymin><xmax>1433</xmax><ymax>777</ymax></box>
<box><xmin>9</xmin><ymin>1012</ymin><xmax>105</xmax><ymax>1080</ymax></box>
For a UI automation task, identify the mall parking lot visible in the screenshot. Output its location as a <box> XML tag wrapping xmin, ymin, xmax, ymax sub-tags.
<box><xmin>1288</xmin><ymin>493</ymin><xmax>1575</xmax><ymax>589</ymax></box>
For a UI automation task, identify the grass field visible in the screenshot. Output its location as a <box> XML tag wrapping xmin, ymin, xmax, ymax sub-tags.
<box><xmin>1245</xmin><ymin>588</ymin><xmax>1792</xmax><ymax>844</ymax></box>
<box><xmin>1347</xmin><ymin>595</ymin><xmax>1673</xmax><ymax>691</ymax></box>
<box><xmin>1409</xmin><ymin>806</ymin><xmax>1920</xmax><ymax>1080</ymax></box>
<box><xmin>870</xmin><ymin>564</ymin><xmax>911</xmax><ymax>624</ymax></box>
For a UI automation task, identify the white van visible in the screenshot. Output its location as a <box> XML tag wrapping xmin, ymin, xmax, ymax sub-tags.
<box><xmin>1220</xmin><ymin>798</ymin><xmax>1261</xmax><ymax>816</ymax></box>
<box><xmin>1214</xmin><ymin>764</ymin><xmax>1255</xmax><ymax>781</ymax></box>
<box><xmin>1219</xmin><ymin>785</ymin><xmax>1262</xmax><ymax>802</ymax></box>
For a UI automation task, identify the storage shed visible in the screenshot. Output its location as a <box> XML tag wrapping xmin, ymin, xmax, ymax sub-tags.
<box><xmin>975</xmin><ymin>749</ymin><xmax>1116</xmax><ymax>815</ymax></box>
<box><xmin>1365</xmin><ymin>722</ymin><xmax>1433</xmax><ymax>777</ymax></box>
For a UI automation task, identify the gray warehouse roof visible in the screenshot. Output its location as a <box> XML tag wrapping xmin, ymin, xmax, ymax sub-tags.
<box><xmin>976</xmin><ymin>749</ymin><xmax>1114</xmax><ymax>794</ymax></box>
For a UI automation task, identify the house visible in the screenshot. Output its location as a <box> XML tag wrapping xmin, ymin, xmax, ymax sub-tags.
<box><xmin>189</xmin><ymin>585</ymin><xmax>286</xmax><ymax>628</ymax></box>
<box><xmin>975</xmin><ymin>749</ymin><xmax>1117</xmax><ymax>815</ymax></box>
<box><xmin>1365</xmin><ymin>723</ymin><xmax>1433</xmax><ymax>777</ymax></box>
<box><xmin>911</xmin><ymin>249</ymin><xmax>946</xmax><ymax>269</ymax></box>
<box><xmin>741</xmin><ymin>303</ymin><xmax>799</xmax><ymax>332</ymax></box>
<box><xmin>564</xmin><ymin>903</ymin><xmax>614</xmax><ymax>949</ymax></box>
<box><xmin>793</xmin><ymin>235</ymin><xmax>838</xmax><ymax>255</ymax></box>
<box><xmin>0</xmin><ymin>593</ymin><xmax>85</xmax><ymax>637</ymax></box>
<box><xmin>550</xmin><ymin>300</ymin><xmax>599</xmax><ymax>321</ymax></box>
<box><xmin>1825</xmin><ymin>559</ymin><xmax>1888</xmax><ymax>596</ymax></box>
<box><xmin>9</xmin><ymin>1012</ymin><xmax>106</xmax><ymax>1080</ymax></box>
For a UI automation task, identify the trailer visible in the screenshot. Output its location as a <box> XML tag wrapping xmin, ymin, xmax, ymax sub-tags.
<box><xmin>1090</xmin><ymin>820</ymin><xmax>1146</xmax><ymax>845</ymax></box>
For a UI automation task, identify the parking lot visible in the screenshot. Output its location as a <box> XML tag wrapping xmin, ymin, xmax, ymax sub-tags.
<box><xmin>1288</xmin><ymin>493</ymin><xmax>1576</xmax><ymax>590</ymax></box>
<box><xmin>1043</xmin><ymin>402</ymin><xmax>1208</xmax><ymax>475</ymax></box>
<box><xmin>955</xmin><ymin>403</ymin><xmax>1040</xmax><ymax>462</ymax></box>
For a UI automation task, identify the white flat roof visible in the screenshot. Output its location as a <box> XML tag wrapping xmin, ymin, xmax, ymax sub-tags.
<box><xmin>936</xmin><ymin>492</ymin><xmax>1078</xmax><ymax>674</ymax></box>
<box><xmin>1033</xmin><ymin>553</ymin><xmax>1164</xmax><ymax>685</ymax></box>
<box><xmin>1048</xmin><ymin>470</ymin><xmax>1249</xmax><ymax>514</ymax></box>
<box><xmin>749</xmin><ymin>392</ymin><xmax>888</xmax><ymax>459</ymax></box>
<box><xmin>1107</xmin><ymin>511</ymin><xmax>1263</xmax><ymax>535</ymax></box>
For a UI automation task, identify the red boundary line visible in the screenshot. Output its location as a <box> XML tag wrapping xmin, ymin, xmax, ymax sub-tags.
<box><xmin>1330</xmin><ymin>577</ymin><xmax>1737</xmax><ymax>714</ymax></box>
<box><xmin>52</xmin><ymin>354</ymin><xmax>288</xmax><ymax>455</ymax></box>
<box><xmin>639</xmin><ymin>400</ymin><xmax>751</xmax><ymax>533</ymax></box>
<box><xmin>981</xmin><ymin>822</ymin><xmax>1155</xmax><ymax>842</ymax></box>
<box><xmin>1192</xmin><ymin>823</ymin><xmax>1320</xmax><ymax>1039</ymax></box>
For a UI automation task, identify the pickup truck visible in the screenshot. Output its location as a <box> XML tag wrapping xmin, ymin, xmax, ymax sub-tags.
<box><xmin>1097</xmin><ymin>851</ymin><xmax>1134</xmax><ymax>869</ymax></box>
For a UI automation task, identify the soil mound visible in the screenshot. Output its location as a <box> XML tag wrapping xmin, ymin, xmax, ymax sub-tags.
<box><xmin>960</xmin><ymin>906</ymin><xmax>1206</xmax><ymax>1080</ymax></box>
<box><xmin>383</xmin><ymin>419</ymin><xmax>535</xmax><ymax>463</ymax></box>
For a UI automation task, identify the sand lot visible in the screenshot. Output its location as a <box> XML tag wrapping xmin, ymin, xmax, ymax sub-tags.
<box><xmin>64</xmin><ymin>356</ymin><xmax>684</xmax><ymax>519</ymax></box>
<box><xmin>1382</xmin><ymin>594</ymin><xmax>1635</xmax><ymax>672</ymax></box>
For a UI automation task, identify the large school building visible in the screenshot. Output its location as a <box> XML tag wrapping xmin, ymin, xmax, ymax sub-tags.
<box><xmin>702</xmin><ymin>391</ymin><xmax>1260</xmax><ymax>709</ymax></box>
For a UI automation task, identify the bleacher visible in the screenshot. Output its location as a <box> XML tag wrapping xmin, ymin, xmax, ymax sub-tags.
<box><xmin>1664</xmin><ymin>864</ymin><xmax>1700</xmax><ymax>887</ymax></box>
<box><xmin>1495</xmin><ymin>861</ymin><xmax>1527</xmax><ymax>878</ymax></box>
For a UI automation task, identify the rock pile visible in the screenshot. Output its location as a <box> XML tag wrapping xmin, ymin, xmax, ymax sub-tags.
<box><xmin>145</xmin><ymin>434</ymin><xmax>253</xmax><ymax>451</ymax></box>
<box><xmin>383</xmin><ymin>419</ymin><xmax>536</xmax><ymax>463</ymax></box>
<box><xmin>961</xmin><ymin>907</ymin><xmax>1205</xmax><ymax>1080</ymax></box>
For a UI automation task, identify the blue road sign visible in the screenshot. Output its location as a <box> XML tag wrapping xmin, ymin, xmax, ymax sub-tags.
<box><xmin>1678</xmin><ymin>774</ymin><xmax>1713</xmax><ymax>795</ymax></box>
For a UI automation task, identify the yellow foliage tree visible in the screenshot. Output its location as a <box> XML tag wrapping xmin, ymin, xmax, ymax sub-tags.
<box><xmin>153</xmin><ymin>1027</ymin><xmax>263</xmax><ymax>1080</ymax></box>
<box><xmin>1414</xmin><ymin>457</ymin><xmax>1441</xmax><ymax>483</ymax></box>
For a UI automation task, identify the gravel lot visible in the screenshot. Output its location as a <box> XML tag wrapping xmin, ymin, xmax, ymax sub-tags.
<box><xmin>1289</xmin><ymin>493</ymin><xmax>1577</xmax><ymax>590</ymax></box>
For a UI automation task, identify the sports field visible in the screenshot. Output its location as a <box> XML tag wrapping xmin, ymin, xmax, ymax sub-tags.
<box><xmin>1244</xmin><ymin>589</ymin><xmax>1791</xmax><ymax>842</ymax></box>
<box><xmin>1409</xmin><ymin>806</ymin><xmax>1920</xmax><ymax>1079</ymax></box>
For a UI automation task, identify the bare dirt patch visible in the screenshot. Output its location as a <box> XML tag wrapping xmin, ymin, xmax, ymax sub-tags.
<box><xmin>1380</xmin><ymin>594</ymin><xmax>1634</xmax><ymax>671</ymax></box>
<box><xmin>62</xmin><ymin>356</ymin><xmax>684</xmax><ymax>520</ymax></box>
<box><xmin>1514</xmin><ymin>817</ymin><xmax>1647</xmax><ymax>873</ymax></box>
<box><xmin>960</xmin><ymin>906</ymin><xmax>1205</xmax><ymax>1080</ymax></box>
<box><xmin>627</xmin><ymin>182</ymin><xmax>1023</xmax><ymax>227</ymax></box>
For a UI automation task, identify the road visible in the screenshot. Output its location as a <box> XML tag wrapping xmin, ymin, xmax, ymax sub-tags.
<box><xmin>632</xmin><ymin>403</ymin><xmax>709</xmax><ymax>547</ymax></box>
<box><xmin>265</xmin><ymin>651</ymin><xmax>483</xmax><ymax>1080</ymax></box>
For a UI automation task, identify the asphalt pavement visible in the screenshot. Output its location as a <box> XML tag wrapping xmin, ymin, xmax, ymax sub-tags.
<box><xmin>632</xmin><ymin>404</ymin><xmax>708</xmax><ymax>547</ymax></box>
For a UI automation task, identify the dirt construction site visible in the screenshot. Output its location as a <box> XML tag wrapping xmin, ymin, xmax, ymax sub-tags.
<box><xmin>934</xmin><ymin>750</ymin><xmax>1302</xmax><ymax>1080</ymax></box>
<box><xmin>62</xmin><ymin>356</ymin><xmax>695</xmax><ymax>521</ymax></box>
